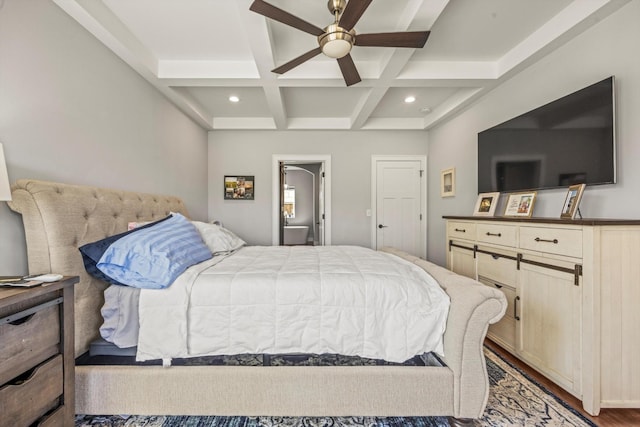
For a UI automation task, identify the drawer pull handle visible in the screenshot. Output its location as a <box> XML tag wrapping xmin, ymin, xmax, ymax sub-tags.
<box><xmin>534</xmin><ymin>237</ymin><xmax>558</xmax><ymax>244</ymax></box>
<box><xmin>494</xmin><ymin>283</ymin><xmax>503</xmax><ymax>289</ymax></box>
<box><xmin>8</xmin><ymin>365</ymin><xmax>39</xmax><ymax>386</ymax></box>
<box><xmin>454</xmin><ymin>228</ymin><xmax>466</xmax><ymax>233</ymax></box>
<box><xmin>0</xmin><ymin>297</ymin><xmax>62</xmax><ymax>326</ymax></box>
<box><xmin>8</xmin><ymin>314</ymin><xmax>35</xmax><ymax>326</ymax></box>
<box><xmin>514</xmin><ymin>296</ymin><xmax>520</xmax><ymax>321</ymax></box>
<box><xmin>486</xmin><ymin>232</ymin><xmax>502</xmax><ymax>237</ymax></box>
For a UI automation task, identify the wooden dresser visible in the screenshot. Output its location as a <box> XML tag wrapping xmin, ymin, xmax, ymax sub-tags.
<box><xmin>0</xmin><ymin>277</ymin><xmax>78</xmax><ymax>427</ymax></box>
<box><xmin>444</xmin><ymin>216</ymin><xmax>640</xmax><ymax>416</ymax></box>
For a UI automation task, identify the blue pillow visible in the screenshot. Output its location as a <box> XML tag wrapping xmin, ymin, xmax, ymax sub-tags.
<box><xmin>96</xmin><ymin>213</ymin><xmax>212</xmax><ymax>289</ymax></box>
<box><xmin>79</xmin><ymin>216</ymin><xmax>171</xmax><ymax>286</ymax></box>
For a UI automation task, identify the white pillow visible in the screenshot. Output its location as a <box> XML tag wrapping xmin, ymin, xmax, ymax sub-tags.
<box><xmin>192</xmin><ymin>221</ymin><xmax>246</xmax><ymax>254</ymax></box>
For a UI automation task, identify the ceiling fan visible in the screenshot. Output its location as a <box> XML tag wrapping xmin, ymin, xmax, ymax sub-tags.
<box><xmin>249</xmin><ymin>0</ymin><xmax>430</xmax><ymax>86</ymax></box>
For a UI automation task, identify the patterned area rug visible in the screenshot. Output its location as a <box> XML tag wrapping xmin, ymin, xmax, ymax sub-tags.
<box><xmin>75</xmin><ymin>347</ymin><xmax>596</xmax><ymax>427</ymax></box>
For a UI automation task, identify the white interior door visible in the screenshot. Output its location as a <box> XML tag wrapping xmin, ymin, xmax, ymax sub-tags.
<box><xmin>374</xmin><ymin>158</ymin><xmax>425</xmax><ymax>258</ymax></box>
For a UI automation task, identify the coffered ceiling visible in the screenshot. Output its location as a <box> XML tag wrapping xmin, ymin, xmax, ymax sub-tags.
<box><xmin>53</xmin><ymin>0</ymin><xmax>628</xmax><ymax>130</ymax></box>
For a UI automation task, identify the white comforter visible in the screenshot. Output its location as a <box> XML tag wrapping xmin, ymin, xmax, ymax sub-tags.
<box><xmin>136</xmin><ymin>246</ymin><xmax>450</xmax><ymax>363</ymax></box>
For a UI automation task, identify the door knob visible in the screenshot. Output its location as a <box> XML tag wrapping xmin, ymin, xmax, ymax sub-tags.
<box><xmin>378</xmin><ymin>224</ymin><xmax>388</xmax><ymax>229</ymax></box>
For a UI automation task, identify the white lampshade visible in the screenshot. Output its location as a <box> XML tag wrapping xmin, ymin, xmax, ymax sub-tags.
<box><xmin>321</xmin><ymin>39</ymin><xmax>352</xmax><ymax>58</ymax></box>
<box><xmin>0</xmin><ymin>143</ymin><xmax>11</xmax><ymax>202</ymax></box>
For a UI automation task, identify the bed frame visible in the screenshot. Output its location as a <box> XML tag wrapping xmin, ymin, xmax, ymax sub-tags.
<box><xmin>8</xmin><ymin>179</ymin><xmax>506</xmax><ymax>422</ymax></box>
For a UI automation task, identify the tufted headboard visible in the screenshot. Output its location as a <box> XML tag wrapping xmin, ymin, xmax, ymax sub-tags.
<box><xmin>8</xmin><ymin>179</ymin><xmax>190</xmax><ymax>357</ymax></box>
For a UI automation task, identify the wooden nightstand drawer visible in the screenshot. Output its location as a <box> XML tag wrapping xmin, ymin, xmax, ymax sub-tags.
<box><xmin>0</xmin><ymin>303</ymin><xmax>61</xmax><ymax>386</ymax></box>
<box><xmin>37</xmin><ymin>405</ymin><xmax>65</xmax><ymax>427</ymax></box>
<box><xmin>0</xmin><ymin>355</ymin><xmax>63</xmax><ymax>427</ymax></box>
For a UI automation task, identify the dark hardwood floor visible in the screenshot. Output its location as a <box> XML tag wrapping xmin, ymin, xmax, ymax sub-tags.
<box><xmin>485</xmin><ymin>339</ymin><xmax>640</xmax><ymax>426</ymax></box>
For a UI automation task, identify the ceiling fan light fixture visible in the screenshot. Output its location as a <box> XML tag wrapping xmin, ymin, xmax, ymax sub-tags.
<box><xmin>318</xmin><ymin>24</ymin><xmax>355</xmax><ymax>58</ymax></box>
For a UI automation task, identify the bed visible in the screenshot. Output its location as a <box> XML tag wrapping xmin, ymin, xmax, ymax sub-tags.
<box><xmin>8</xmin><ymin>179</ymin><xmax>506</xmax><ymax>423</ymax></box>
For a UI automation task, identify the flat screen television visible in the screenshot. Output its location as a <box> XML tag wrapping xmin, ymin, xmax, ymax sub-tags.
<box><xmin>477</xmin><ymin>76</ymin><xmax>616</xmax><ymax>193</ymax></box>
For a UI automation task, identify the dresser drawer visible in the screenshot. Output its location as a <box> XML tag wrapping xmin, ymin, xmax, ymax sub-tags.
<box><xmin>479</xmin><ymin>277</ymin><xmax>517</xmax><ymax>321</ymax></box>
<box><xmin>447</xmin><ymin>221</ymin><xmax>476</xmax><ymax>241</ymax></box>
<box><xmin>37</xmin><ymin>405</ymin><xmax>65</xmax><ymax>426</ymax></box>
<box><xmin>519</xmin><ymin>226</ymin><xmax>582</xmax><ymax>258</ymax></box>
<box><xmin>478</xmin><ymin>277</ymin><xmax>516</xmax><ymax>350</ymax></box>
<box><xmin>477</xmin><ymin>250</ymin><xmax>518</xmax><ymax>285</ymax></box>
<box><xmin>0</xmin><ymin>304</ymin><xmax>60</xmax><ymax>386</ymax></box>
<box><xmin>477</xmin><ymin>223</ymin><xmax>518</xmax><ymax>247</ymax></box>
<box><xmin>0</xmin><ymin>355</ymin><xmax>63</xmax><ymax>427</ymax></box>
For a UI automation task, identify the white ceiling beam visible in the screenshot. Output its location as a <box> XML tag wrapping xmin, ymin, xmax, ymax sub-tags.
<box><xmin>213</xmin><ymin>117</ymin><xmax>277</xmax><ymax>130</ymax></box>
<box><xmin>236</xmin><ymin>0</ymin><xmax>287</xmax><ymax>129</ymax></box>
<box><xmin>52</xmin><ymin>0</ymin><xmax>213</xmax><ymax>129</ymax></box>
<box><xmin>497</xmin><ymin>0</ymin><xmax>629</xmax><ymax>78</ymax></box>
<box><xmin>361</xmin><ymin>117</ymin><xmax>427</xmax><ymax>130</ymax></box>
<box><xmin>287</xmin><ymin>118</ymin><xmax>352</xmax><ymax>130</ymax></box>
<box><xmin>400</xmin><ymin>61</ymin><xmax>498</xmax><ymax>80</ymax></box>
<box><xmin>158</xmin><ymin>61</ymin><xmax>259</xmax><ymax>79</ymax></box>
<box><xmin>350</xmin><ymin>0</ymin><xmax>448</xmax><ymax>129</ymax></box>
<box><xmin>422</xmin><ymin>87</ymin><xmax>484</xmax><ymax>129</ymax></box>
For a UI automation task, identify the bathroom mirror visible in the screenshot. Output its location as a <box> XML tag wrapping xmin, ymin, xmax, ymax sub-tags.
<box><xmin>284</xmin><ymin>187</ymin><xmax>295</xmax><ymax>218</ymax></box>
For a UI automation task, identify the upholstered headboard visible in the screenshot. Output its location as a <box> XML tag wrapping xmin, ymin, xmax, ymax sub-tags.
<box><xmin>8</xmin><ymin>179</ymin><xmax>190</xmax><ymax>356</ymax></box>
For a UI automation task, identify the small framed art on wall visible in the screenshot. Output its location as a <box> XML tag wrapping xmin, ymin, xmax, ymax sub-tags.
<box><xmin>441</xmin><ymin>168</ymin><xmax>455</xmax><ymax>197</ymax></box>
<box><xmin>224</xmin><ymin>175</ymin><xmax>254</xmax><ymax>200</ymax></box>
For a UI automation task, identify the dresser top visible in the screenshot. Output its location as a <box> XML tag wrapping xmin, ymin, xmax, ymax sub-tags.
<box><xmin>443</xmin><ymin>216</ymin><xmax>640</xmax><ymax>226</ymax></box>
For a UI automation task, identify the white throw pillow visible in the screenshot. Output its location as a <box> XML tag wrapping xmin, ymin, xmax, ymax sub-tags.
<box><xmin>192</xmin><ymin>221</ymin><xmax>246</xmax><ymax>254</ymax></box>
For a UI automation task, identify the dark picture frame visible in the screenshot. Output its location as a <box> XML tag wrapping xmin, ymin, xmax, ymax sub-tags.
<box><xmin>224</xmin><ymin>175</ymin><xmax>254</xmax><ymax>200</ymax></box>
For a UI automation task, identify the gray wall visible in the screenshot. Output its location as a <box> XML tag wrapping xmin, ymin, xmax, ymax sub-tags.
<box><xmin>208</xmin><ymin>130</ymin><xmax>428</xmax><ymax>246</ymax></box>
<box><xmin>0</xmin><ymin>0</ymin><xmax>208</xmax><ymax>275</ymax></box>
<box><xmin>427</xmin><ymin>0</ymin><xmax>640</xmax><ymax>267</ymax></box>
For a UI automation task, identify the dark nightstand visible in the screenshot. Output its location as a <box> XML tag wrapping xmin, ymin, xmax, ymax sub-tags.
<box><xmin>0</xmin><ymin>276</ymin><xmax>78</xmax><ymax>426</ymax></box>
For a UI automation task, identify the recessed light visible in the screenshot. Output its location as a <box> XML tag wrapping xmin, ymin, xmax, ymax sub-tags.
<box><xmin>404</xmin><ymin>96</ymin><xmax>416</xmax><ymax>103</ymax></box>
<box><xmin>229</xmin><ymin>95</ymin><xmax>240</xmax><ymax>103</ymax></box>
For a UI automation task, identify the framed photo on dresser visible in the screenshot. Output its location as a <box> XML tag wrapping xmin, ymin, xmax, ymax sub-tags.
<box><xmin>503</xmin><ymin>191</ymin><xmax>536</xmax><ymax>217</ymax></box>
<box><xmin>473</xmin><ymin>192</ymin><xmax>500</xmax><ymax>216</ymax></box>
<box><xmin>560</xmin><ymin>183</ymin><xmax>586</xmax><ymax>219</ymax></box>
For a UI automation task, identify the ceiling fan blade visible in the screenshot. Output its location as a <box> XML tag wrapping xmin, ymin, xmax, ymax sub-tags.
<box><xmin>338</xmin><ymin>0</ymin><xmax>373</xmax><ymax>31</ymax></box>
<box><xmin>355</xmin><ymin>31</ymin><xmax>430</xmax><ymax>48</ymax></box>
<box><xmin>272</xmin><ymin>47</ymin><xmax>323</xmax><ymax>74</ymax></box>
<box><xmin>337</xmin><ymin>54</ymin><xmax>361</xmax><ymax>87</ymax></box>
<box><xmin>250</xmin><ymin>0</ymin><xmax>324</xmax><ymax>37</ymax></box>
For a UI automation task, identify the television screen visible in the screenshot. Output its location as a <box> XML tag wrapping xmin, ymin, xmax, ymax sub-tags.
<box><xmin>477</xmin><ymin>76</ymin><xmax>615</xmax><ymax>193</ymax></box>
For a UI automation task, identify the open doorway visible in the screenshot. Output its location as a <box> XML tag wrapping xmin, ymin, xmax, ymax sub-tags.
<box><xmin>272</xmin><ymin>155</ymin><xmax>331</xmax><ymax>246</ymax></box>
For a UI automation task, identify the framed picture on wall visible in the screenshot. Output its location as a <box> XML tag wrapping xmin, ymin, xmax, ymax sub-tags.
<box><xmin>473</xmin><ymin>192</ymin><xmax>501</xmax><ymax>216</ymax></box>
<box><xmin>441</xmin><ymin>168</ymin><xmax>455</xmax><ymax>197</ymax></box>
<box><xmin>560</xmin><ymin>183</ymin><xmax>586</xmax><ymax>219</ymax></box>
<box><xmin>503</xmin><ymin>191</ymin><xmax>536</xmax><ymax>217</ymax></box>
<box><xmin>224</xmin><ymin>175</ymin><xmax>254</xmax><ymax>200</ymax></box>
